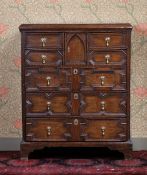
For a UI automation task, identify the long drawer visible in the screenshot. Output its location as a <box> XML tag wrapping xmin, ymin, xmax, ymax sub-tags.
<box><xmin>25</xmin><ymin>118</ymin><xmax>127</xmax><ymax>142</ymax></box>
<box><xmin>25</xmin><ymin>67</ymin><xmax>127</xmax><ymax>92</ymax></box>
<box><xmin>25</xmin><ymin>92</ymin><xmax>127</xmax><ymax>117</ymax></box>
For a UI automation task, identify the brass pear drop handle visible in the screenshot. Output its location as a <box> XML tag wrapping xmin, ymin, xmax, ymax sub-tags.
<box><xmin>100</xmin><ymin>76</ymin><xmax>105</xmax><ymax>86</ymax></box>
<box><xmin>47</xmin><ymin>126</ymin><xmax>52</xmax><ymax>136</ymax></box>
<box><xmin>100</xmin><ymin>101</ymin><xmax>105</xmax><ymax>111</ymax></box>
<box><xmin>46</xmin><ymin>76</ymin><xmax>51</xmax><ymax>86</ymax></box>
<box><xmin>101</xmin><ymin>126</ymin><xmax>106</xmax><ymax>136</ymax></box>
<box><xmin>105</xmin><ymin>54</ymin><xmax>111</xmax><ymax>64</ymax></box>
<box><xmin>105</xmin><ymin>37</ymin><xmax>110</xmax><ymax>47</ymax></box>
<box><xmin>41</xmin><ymin>37</ymin><xmax>47</xmax><ymax>47</ymax></box>
<box><xmin>47</xmin><ymin>101</ymin><xmax>51</xmax><ymax>111</ymax></box>
<box><xmin>41</xmin><ymin>55</ymin><xmax>47</xmax><ymax>64</ymax></box>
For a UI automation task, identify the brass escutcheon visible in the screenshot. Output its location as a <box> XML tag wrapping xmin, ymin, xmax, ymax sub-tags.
<box><xmin>74</xmin><ymin>119</ymin><xmax>79</xmax><ymax>125</ymax></box>
<box><xmin>73</xmin><ymin>69</ymin><xmax>78</xmax><ymax>75</ymax></box>
<box><xmin>74</xmin><ymin>93</ymin><xmax>79</xmax><ymax>100</ymax></box>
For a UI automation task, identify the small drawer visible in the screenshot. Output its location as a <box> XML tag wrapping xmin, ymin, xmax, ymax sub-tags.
<box><xmin>25</xmin><ymin>33</ymin><xmax>63</xmax><ymax>48</ymax></box>
<box><xmin>88</xmin><ymin>33</ymin><xmax>126</xmax><ymax>48</ymax></box>
<box><xmin>25</xmin><ymin>68</ymin><xmax>71</xmax><ymax>92</ymax></box>
<box><xmin>81</xmin><ymin>119</ymin><xmax>127</xmax><ymax>141</ymax></box>
<box><xmin>25</xmin><ymin>50</ymin><xmax>63</xmax><ymax>66</ymax></box>
<box><xmin>26</xmin><ymin>118</ymin><xmax>70</xmax><ymax>141</ymax></box>
<box><xmin>80</xmin><ymin>68</ymin><xmax>126</xmax><ymax>91</ymax></box>
<box><xmin>88</xmin><ymin>51</ymin><xmax>126</xmax><ymax>66</ymax></box>
<box><xmin>80</xmin><ymin>92</ymin><xmax>127</xmax><ymax>117</ymax></box>
<box><xmin>26</xmin><ymin>93</ymin><xmax>71</xmax><ymax>117</ymax></box>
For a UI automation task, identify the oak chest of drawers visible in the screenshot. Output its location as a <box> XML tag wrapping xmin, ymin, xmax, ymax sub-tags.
<box><xmin>19</xmin><ymin>24</ymin><xmax>132</xmax><ymax>159</ymax></box>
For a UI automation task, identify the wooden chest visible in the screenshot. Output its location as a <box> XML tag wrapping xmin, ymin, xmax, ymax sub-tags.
<box><xmin>19</xmin><ymin>24</ymin><xmax>132</xmax><ymax>159</ymax></box>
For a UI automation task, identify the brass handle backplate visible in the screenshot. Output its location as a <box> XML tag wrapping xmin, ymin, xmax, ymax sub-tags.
<box><xmin>41</xmin><ymin>55</ymin><xmax>47</xmax><ymax>64</ymax></box>
<box><xmin>46</xmin><ymin>76</ymin><xmax>51</xmax><ymax>86</ymax></box>
<box><xmin>105</xmin><ymin>54</ymin><xmax>111</xmax><ymax>64</ymax></box>
<box><xmin>105</xmin><ymin>37</ymin><xmax>110</xmax><ymax>47</ymax></box>
<box><xmin>41</xmin><ymin>37</ymin><xmax>47</xmax><ymax>47</ymax></box>
<box><xmin>47</xmin><ymin>126</ymin><xmax>51</xmax><ymax>136</ymax></box>
<box><xmin>101</xmin><ymin>126</ymin><xmax>106</xmax><ymax>136</ymax></box>
<box><xmin>100</xmin><ymin>76</ymin><xmax>105</xmax><ymax>86</ymax></box>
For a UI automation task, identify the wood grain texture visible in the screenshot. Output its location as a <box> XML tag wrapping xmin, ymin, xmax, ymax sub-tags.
<box><xmin>20</xmin><ymin>24</ymin><xmax>132</xmax><ymax>159</ymax></box>
<box><xmin>19</xmin><ymin>24</ymin><xmax>132</xmax><ymax>31</ymax></box>
<box><xmin>26</xmin><ymin>33</ymin><xmax>63</xmax><ymax>48</ymax></box>
<box><xmin>25</xmin><ymin>50</ymin><xmax>63</xmax><ymax>66</ymax></box>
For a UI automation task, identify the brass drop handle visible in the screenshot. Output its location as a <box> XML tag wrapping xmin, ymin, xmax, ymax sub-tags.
<box><xmin>47</xmin><ymin>126</ymin><xmax>51</xmax><ymax>136</ymax></box>
<box><xmin>100</xmin><ymin>101</ymin><xmax>105</xmax><ymax>111</ymax></box>
<box><xmin>105</xmin><ymin>54</ymin><xmax>111</xmax><ymax>64</ymax></box>
<box><xmin>47</xmin><ymin>101</ymin><xmax>51</xmax><ymax>111</ymax></box>
<box><xmin>101</xmin><ymin>126</ymin><xmax>106</xmax><ymax>136</ymax></box>
<box><xmin>105</xmin><ymin>37</ymin><xmax>110</xmax><ymax>47</ymax></box>
<box><xmin>41</xmin><ymin>55</ymin><xmax>47</xmax><ymax>64</ymax></box>
<box><xmin>46</xmin><ymin>76</ymin><xmax>51</xmax><ymax>86</ymax></box>
<box><xmin>41</xmin><ymin>37</ymin><xmax>47</xmax><ymax>47</ymax></box>
<box><xmin>100</xmin><ymin>76</ymin><xmax>105</xmax><ymax>86</ymax></box>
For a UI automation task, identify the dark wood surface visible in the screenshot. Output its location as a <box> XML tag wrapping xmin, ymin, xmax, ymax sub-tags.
<box><xmin>25</xmin><ymin>118</ymin><xmax>127</xmax><ymax>142</ymax></box>
<box><xmin>19</xmin><ymin>23</ymin><xmax>132</xmax><ymax>31</ymax></box>
<box><xmin>20</xmin><ymin>24</ymin><xmax>132</xmax><ymax>159</ymax></box>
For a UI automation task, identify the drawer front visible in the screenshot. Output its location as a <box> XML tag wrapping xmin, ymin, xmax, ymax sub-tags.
<box><xmin>81</xmin><ymin>119</ymin><xmax>127</xmax><ymax>141</ymax></box>
<box><xmin>25</xmin><ymin>68</ymin><xmax>71</xmax><ymax>92</ymax></box>
<box><xmin>88</xmin><ymin>51</ymin><xmax>126</xmax><ymax>66</ymax></box>
<box><xmin>26</xmin><ymin>118</ymin><xmax>127</xmax><ymax>142</ymax></box>
<box><xmin>25</xmin><ymin>33</ymin><xmax>63</xmax><ymax>48</ymax></box>
<box><xmin>26</xmin><ymin>118</ymin><xmax>70</xmax><ymax>141</ymax></box>
<box><xmin>88</xmin><ymin>33</ymin><xmax>126</xmax><ymax>48</ymax></box>
<box><xmin>25</xmin><ymin>50</ymin><xmax>63</xmax><ymax>66</ymax></box>
<box><xmin>81</xmin><ymin>68</ymin><xmax>126</xmax><ymax>91</ymax></box>
<box><xmin>26</xmin><ymin>93</ymin><xmax>71</xmax><ymax>117</ymax></box>
<box><xmin>80</xmin><ymin>92</ymin><xmax>127</xmax><ymax>117</ymax></box>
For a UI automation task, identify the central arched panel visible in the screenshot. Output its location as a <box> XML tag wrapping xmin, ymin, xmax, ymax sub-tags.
<box><xmin>65</xmin><ymin>33</ymin><xmax>86</xmax><ymax>65</ymax></box>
